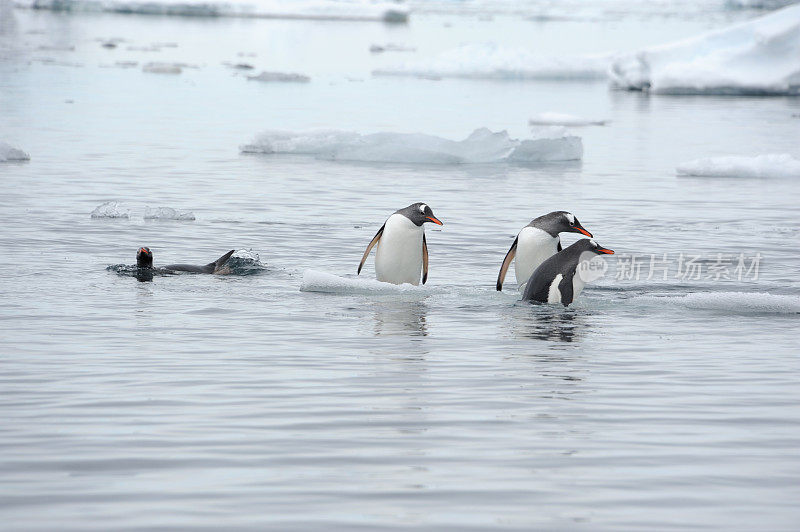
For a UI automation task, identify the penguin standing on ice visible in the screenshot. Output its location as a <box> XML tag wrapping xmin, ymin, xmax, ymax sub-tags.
<box><xmin>496</xmin><ymin>211</ymin><xmax>593</xmax><ymax>291</ymax></box>
<box><xmin>358</xmin><ymin>203</ymin><xmax>443</xmax><ymax>285</ymax></box>
<box><xmin>522</xmin><ymin>238</ymin><xmax>614</xmax><ymax>307</ymax></box>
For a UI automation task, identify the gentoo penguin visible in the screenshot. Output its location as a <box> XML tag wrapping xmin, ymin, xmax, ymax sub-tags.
<box><xmin>136</xmin><ymin>247</ymin><xmax>236</xmax><ymax>274</ymax></box>
<box><xmin>357</xmin><ymin>203</ymin><xmax>443</xmax><ymax>285</ymax></box>
<box><xmin>496</xmin><ymin>211</ymin><xmax>593</xmax><ymax>292</ymax></box>
<box><xmin>522</xmin><ymin>238</ymin><xmax>614</xmax><ymax>307</ymax></box>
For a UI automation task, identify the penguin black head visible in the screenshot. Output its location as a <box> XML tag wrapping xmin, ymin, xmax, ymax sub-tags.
<box><xmin>579</xmin><ymin>238</ymin><xmax>614</xmax><ymax>255</ymax></box>
<box><xmin>532</xmin><ymin>211</ymin><xmax>593</xmax><ymax>238</ymax></box>
<box><xmin>398</xmin><ymin>202</ymin><xmax>443</xmax><ymax>227</ymax></box>
<box><xmin>136</xmin><ymin>246</ymin><xmax>153</xmax><ymax>268</ymax></box>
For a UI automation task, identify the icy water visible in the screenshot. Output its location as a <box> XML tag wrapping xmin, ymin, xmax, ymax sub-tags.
<box><xmin>2</xmin><ymin>4</ymin><xmax>800</xmax><ymax>530</ymax></box>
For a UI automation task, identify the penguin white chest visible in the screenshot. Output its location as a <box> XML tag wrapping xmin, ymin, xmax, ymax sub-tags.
<box><xmin>374</xmin><ymin>214</ymin><xmax>424</xmax><ymax>285</ymax></box>
<box><xmin>515</xmin><ymin>227</ymin><xmax>559</xmax><ymax>290</ymax></box>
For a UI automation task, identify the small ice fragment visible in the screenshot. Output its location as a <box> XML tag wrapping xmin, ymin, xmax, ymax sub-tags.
<box><xmin>143</xmin><ymin>62</ymin><xmax>182</xmax><ymax>74</ymax></box>
<box><xmin>0</xmin><ymin>142</ymin><xmax>30</xmax><ymax>162</ymax></box>
<box><xmin>529</xmin><ymin>112</ymin><xmax>608</xmax><ymax>126</ymax></box>
<box><xmin>247</xmin><ymin>71</ymin><xmax>311</xmax><ymax>83</ymax></box>
<box><xmin>91</xmin><ymin>201</ymin><xmax>129</xmax><ymax>219</ymax></box>
<box><xmin>143</xmin><ymin>206</ymin><xmax>195</xmax><ymax>221</ymax></box>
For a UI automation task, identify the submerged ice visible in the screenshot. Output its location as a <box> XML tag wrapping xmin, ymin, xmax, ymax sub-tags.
<box><xmin>241</xmin><ymin>127</ymin><xmax>583</xmax><ymax>164</ymax></box>
<box><xmin>609</xmin><ymin>4</ymin><xmax>800</xmax><ymax>95</ymax></box>
<box><xmin>677</xmin><ymin>154</ymin><xmax>800</xmax><ymax>178</ymax></box>
<box><xmin>144</xmin><ymin>206</ymin><xmax>196</xmax><ymax>220</ymax></box>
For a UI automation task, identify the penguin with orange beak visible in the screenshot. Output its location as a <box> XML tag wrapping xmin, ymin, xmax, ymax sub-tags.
<box><xmin>522</xmin><ymin>238</ymin><xmax>614</xmax><ymax>306</ymax></box>
<box><xmin>496</xmin><ymin>211</ymin><xmax>593</xmax><ymax>292</ymax></box>
<box><xmin>358</xmin><ymin>202</ymin><xmax>443</xmax><ymax>286</ymax></box>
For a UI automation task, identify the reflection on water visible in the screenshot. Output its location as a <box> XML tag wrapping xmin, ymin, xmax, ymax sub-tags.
<box><xmin>508</xmin><ymin>303</ymin><xmax>590</xmax><ymax>343</ymax></box>
<box><xmin>373</xmin><ymin>300</ymin><xmax>428</xmax><ymax>336</ymax></box>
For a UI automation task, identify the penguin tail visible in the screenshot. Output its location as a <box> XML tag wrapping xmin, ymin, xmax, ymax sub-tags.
<box><xmin>208</xmin><ymin>250</ymin><xmax>236</xmax><ymax>273</ymax></box>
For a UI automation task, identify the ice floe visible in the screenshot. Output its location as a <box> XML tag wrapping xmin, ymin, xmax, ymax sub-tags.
<box><xmin>609</xmin><ymin>4</ymin><xmax>800</xmax><ymax>95</ymax></box>
<box><xmin>0</xmin><ymin>142</ymin><xmax>30</xmax><ymax>162</ymax></box>
<box><xmin>247</xmin><ymin>71</ymin><xmax>311</xmax><ymax>83</ymax></box>
<box><xmin>640</xmin><ymin>292</ymin><xmax>800</xmax><ymax>314</ymax></box>
<box><xmin>374</xmin><ymin>42</ymin><xmax>609</xmax><ymax>80</ymax></box>
<box><xmin>91</xmin><ymin>201</ymin><xmax>130</xmax><ymax>219</ymax></box>
<box><xmin>528</xmin><ymin>112</ymin><xmax>608</xmax><ymax>127</ymax></box>
<box><xmin>21</xmin><ymin>0</ymin><xmax>409</xmax><ymax>22</ymax></box>
<box><xmin>677</xmin><ymin>154</ymin><xmax>800</xmax><ymax>178</ymax></box>
<box><xmin>300</xmin><ymin>270</ymin><xmax>427</xmax><ymax>295</ymax></box>
<box><xmin>241</xmin><ymin>127</ymin><xmax>583</xmax><ymax>164</ymax></box>
<box><xmin>144</xmin><ymin>206</ymin><xmax>196</xmax><ymax>221</ymax></box>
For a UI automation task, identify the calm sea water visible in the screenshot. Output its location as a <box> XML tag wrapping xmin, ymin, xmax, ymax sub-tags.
<box><xmin>1</xmin><ymin>4</ymin><xmax>799</xmax><ymax>530</ymax></box>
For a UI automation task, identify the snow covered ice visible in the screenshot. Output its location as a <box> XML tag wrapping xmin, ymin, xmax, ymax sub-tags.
<box><xmin>241</xmin><ymin>127</ymin><xmax>583</xmax><ymax>164</ymax></box>
<box><xmin>0</xmin><ymin>142</ymin><xmax>30</xmax><ymax>162</ymax></box>
<box><xmin>609</xmin><ymin>4</ymin><xmax>800</xmax><ymax>95</ymax></box>
<box><xmin>374</xmin><ymin>43</ymin><xmax>609</xmax><ymax>81</ymax></box>
<box><xmin>677</xmin><ymin>154</ymin><xmax>800</xmax><ymax>178</ymax></box>
<box><xmin>300</xmin><ymin>270</ymin><xmax>427</xmax><ymax>295</ymax></box>
<box><xmin>529</xmin><ymin>112</ymin><xmax>608</xmax><ymax>127</ymax></box>
<box><xmin>639</xmin><ymin>292</ymin><xmax>800</xmax><ymax>314</ymax></box>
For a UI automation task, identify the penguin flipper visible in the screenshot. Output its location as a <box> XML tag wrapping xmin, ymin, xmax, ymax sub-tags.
<box><xmin>422</xmin><ymin>233</ymin><xmax>429</xmax><ymax>285</ymax></box>
<box><xmin>557</xmin><ymin>267</ymin><xmax>576</xmax><ymax>307</ymax></box>
<box><xmin>496</xmin><ymin>236</ymin><xmax>518</xmax><ymax>291</ymax></box>
<box><xmin>358</xmin><ymin>224</ymin><xmax>384</xmax><ymax>275</ymax></box>
<box><xmin>208</xmin><ymin>249</ymin><xmax>236</xmax><ymax>273</ymax></box>
<box><xmin>557</xmin><ymin>238</ymin><xmax>562</xmax><ymax>252</ymax></box>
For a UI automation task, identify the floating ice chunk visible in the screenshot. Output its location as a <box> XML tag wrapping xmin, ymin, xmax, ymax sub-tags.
<box><xmin>91</xmin><ymin>201</ymin><xmax>129</xmax><ymax>219</ymax></box>
<box><xmin>22</xmin><ymin>0</ymin><xmax>408</xmax><ymax>22</ymax></box>
<box><xmin>300</xmin><ymin>270</ymin><xmax>426</xmax><ymax>295</ymax></box>
<box><xmin>374</xmin><ymin>42</ymin><xmax>609</xmax><ymax>81</ymax></box>
<box><xmin>247</xmin><ymin>71</ymin><xmax>310</xmax><ymax>83</ymax></box>
<box><xmin>144</xmin><ymin>206</ymin><xmax>196</xmax><ymax>220</ymax></box>
<box><xmin>143</xmin><ymin>62</ymin><xmax>182</xmax><ymax>74</ymax></box>
<box><xmin>640</xmin><ymin>292</ymin><xmax>800</xmax><ymax>314</ymax></box>
<box><xmin>241</xmin><ymin>127</ymin><xmax>582</xmax><ymax>164</ymax></box>
<box><xmin>609</xmin><ymin>4</ymin><xmax>800</xmax><ymax>95</ymax></box>
<box><xmin>676</xmin><ymin>154</ymin><xmax>800</xmax><ymax>178</ymax></box>
<box><xmin>529</xmin><ymin>112</ymin><xmax>608</xmax><ymax>127</ymax></box>
<box><xmin>0</xmin><ymin>142</ymin><xmax>30</xmax><ymax>162</ymax></box>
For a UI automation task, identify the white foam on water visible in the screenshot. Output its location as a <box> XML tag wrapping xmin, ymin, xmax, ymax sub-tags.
<box><xmin>609</xmin><ymin>4</ymin><xmax>800</xmax><ymax>95</ymax></box>
<box><xmin>300</xmin><ymin>269</ymin><xmax>428</xmax><ymax>295</ymax></box>
<box><xmin>677</xmin><ymin>154</ymin><xmax>800</xmax><ymax>178</ymax></box>
<box><xmin>638</xmin><ymin>292</ymin><xmax>800</xmax><ymax>314</ymax></box>
<box><xmin>528</xmin><ymin>112</ymin><xmax>609</xmax><ymax>127</ymax></box>
<box><xmin>373</xmin><ymin>42</ymin><xmax>609</xmax><ymax>81</ymax></box>
<box><xmin>241</xmin><ymin>127</ymin><xmax>583</xmax><ymax>164</ymax></box>
<box><xmin>143</xmin><ymin>206</ymin><xmax>196</xmax><ymax>221</ymax></box>
<box><xmin>0</xmin><ymin>142</ymin><xmax>30</xmax><ymax>161</ymax></box>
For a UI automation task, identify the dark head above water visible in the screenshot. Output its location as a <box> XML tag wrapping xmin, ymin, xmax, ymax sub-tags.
<box><xmin>529</xmin><ymin>211</ymin><xmax>592</xmax><ymax>238</ymax></box>
<box><xmin>134</xmin><ymin>247</ymin><xmax>236</xmax><ymax>274</ymax></box>
<box><xmin>136</xmin><ymin>246</ymin><xmax>153</xmax><ymax>268</ymax></box>
<box><xmin>396</xmin><ymin>202</ymin><xmax>443</xmax><ymax>227</ymax></box>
